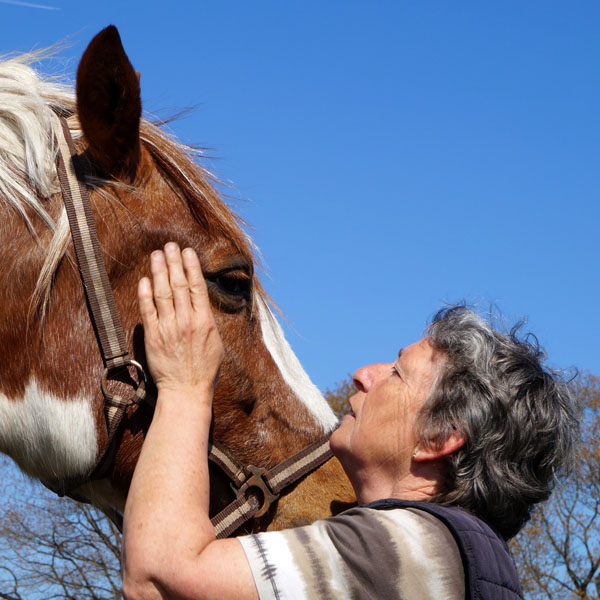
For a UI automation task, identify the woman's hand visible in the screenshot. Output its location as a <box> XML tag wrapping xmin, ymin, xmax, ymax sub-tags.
<box><xmin>137</xmin><ymin>242</ymin><xmax>224</xmax><ymax>399</ymax></box>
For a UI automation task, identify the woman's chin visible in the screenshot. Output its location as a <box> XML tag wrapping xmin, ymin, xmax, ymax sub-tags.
<box><xmin>330</xmin><ymin>420</ymin><xmax>352</xmax><ymax>460</ymax></box>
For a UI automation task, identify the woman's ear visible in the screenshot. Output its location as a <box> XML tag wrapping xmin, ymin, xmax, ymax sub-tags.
<box><xmin>412</xmin><ymin>431</ymin><xmax>465</xmax><ymax>462</ymax></box>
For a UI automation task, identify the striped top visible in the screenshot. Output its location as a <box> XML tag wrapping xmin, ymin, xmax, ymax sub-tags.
<box><xmin>238</xmin><ymin>505</ymin><xmax>465</xmax><ymax>599</ymax></box>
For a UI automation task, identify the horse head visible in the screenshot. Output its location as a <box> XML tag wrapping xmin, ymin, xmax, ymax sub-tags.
<box><xmin>0</xmin><ymin>26</ymin><xmax>354</xmax><ymax>533</ymax></box>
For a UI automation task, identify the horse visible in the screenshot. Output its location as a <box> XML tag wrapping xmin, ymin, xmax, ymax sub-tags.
<box><xmin>0</xmin><ymin>25</ymin><xmax>354</xmax><ymax>534</ymax></box>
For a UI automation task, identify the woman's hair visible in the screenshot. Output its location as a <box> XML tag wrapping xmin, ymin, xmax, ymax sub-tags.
<box><xmin>417</xmin><ymin>305</ymin><xmax>579</xmax><ymax>540</ymax></box>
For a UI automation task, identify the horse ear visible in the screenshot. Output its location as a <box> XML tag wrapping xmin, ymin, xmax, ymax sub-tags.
<box><xmin>76</xmin><ymin>25</ymin><xmax>142</xmax><ymax>180</ymax></box>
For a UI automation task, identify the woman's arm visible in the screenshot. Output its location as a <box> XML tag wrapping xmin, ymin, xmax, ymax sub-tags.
<box><xmin>121</xmin><ymin>243</ymin><xmax>257</xmax><ymax>600</ymax></box>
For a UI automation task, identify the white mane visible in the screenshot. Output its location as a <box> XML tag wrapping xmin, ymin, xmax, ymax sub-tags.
<box><xmin>0</xmin><ymin>52</ymin><xmax>75</xmax><ymax>227</ymax></box>
<box><xmin>0</xmin><ymin>53</ymin><xmax>80</xmax><ymax>314</ymax></box>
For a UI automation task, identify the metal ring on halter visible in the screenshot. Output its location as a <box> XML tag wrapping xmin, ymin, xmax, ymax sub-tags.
<box><xmin>101</xmin><ymin>359</ymin><xmax>148</xmax><ymax>407</ymax></box>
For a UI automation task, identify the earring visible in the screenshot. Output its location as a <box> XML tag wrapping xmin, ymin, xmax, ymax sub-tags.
<box><xmin>412</xmin><ymin>448</ymin><xmax>418</xmax><ymax>458</ymax></box>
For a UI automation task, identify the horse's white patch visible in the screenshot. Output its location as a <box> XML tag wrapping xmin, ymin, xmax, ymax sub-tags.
<box><xmin>0</xmin><ymin>380</ymin><xmax>97</xmax><ymax>480</ymax></box>
<box><xmin>257</xmin><ymin>298</ymin><xmax>338</xmax><ymax>432</ymax></box>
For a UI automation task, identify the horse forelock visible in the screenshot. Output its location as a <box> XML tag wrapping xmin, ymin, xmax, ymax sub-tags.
<box><xmin>138</xmin><ymin>119</ymin><xmax>261</xmax><ymax>280</ymax></box>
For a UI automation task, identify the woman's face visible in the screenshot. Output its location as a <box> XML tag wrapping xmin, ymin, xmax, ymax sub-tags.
<box><xmin>330</xmin><ymin>337</ymin><xmax>445</xmax><ymax>490</ymax></box>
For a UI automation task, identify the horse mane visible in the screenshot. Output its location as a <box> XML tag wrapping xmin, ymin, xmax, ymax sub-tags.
<box><xmin>0</xmin><ymin>51</ymin><xmax>264</xmax><ymax>319</ymax></box>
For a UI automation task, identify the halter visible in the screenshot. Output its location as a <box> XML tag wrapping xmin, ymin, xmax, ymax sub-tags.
<box><xmin>51</xmin><ymin>116</ymin><xmax>334</xmax><ymax>538</ymax></box>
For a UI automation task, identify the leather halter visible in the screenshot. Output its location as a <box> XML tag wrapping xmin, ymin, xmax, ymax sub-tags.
<box><xmin>52</xmin><ymin>116</ymin><xmax>334</xmax><ymax>537</ymax></box>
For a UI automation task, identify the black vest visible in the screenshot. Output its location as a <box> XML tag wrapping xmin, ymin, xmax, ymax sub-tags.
<box><xmin>365</xmin><ymin>499</ymin><xmax>523</xmax><ymax>600</ymax></box>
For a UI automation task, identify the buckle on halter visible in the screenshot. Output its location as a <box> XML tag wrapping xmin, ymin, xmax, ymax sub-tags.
<box><xmin>236</xmin><ymin>465</ymin><xmax>280</xmax><ymax>518</ymax></box>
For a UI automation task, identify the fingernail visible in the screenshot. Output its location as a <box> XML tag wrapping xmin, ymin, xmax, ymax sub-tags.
<box><xmin>151</xmin><ymin>250</ymin><xmax>165</xmax><ymax>264</ymax></box>
<box><xmin>165</xmin><ymin>242</ymin><xmax>180</xmax><ymax>253</ymax></box>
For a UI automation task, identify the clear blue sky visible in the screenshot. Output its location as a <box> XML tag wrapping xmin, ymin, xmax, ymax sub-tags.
<box><xmin>2</xmin><ymin>1</ymin><xmax>598</xmax><ymax>390</ymax></box>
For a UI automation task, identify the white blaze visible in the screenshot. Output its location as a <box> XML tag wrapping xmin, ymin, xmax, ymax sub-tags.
<box><xmin>0</xmin><ymin>380</ymin><xmax>97</xmax><ymax>480</ymax></box>
<box><xmin>257</xmin><ymin>298</ymin><xmax>338</xmax><ymax>432</ymax></box>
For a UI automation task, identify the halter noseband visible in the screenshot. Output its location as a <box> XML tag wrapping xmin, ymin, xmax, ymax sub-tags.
<box><xmin>49</xmin><ymin>116</ymin><xmax>333</xmax><ymax>538</ymax></box>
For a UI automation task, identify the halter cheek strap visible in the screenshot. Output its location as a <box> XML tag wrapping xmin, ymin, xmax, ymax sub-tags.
<box><xmin>53</xmin><ymin>116</ymin><xmax>147</xmax><ymax>481</ymax></box>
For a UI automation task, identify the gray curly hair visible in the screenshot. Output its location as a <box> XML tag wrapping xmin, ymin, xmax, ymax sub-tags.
<box><xmin>417</xmin><ymin>305</ymin><xmax>579</xmax><ymax>540</ymax></box>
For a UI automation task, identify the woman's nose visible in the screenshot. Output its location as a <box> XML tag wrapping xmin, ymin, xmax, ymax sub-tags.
<box><xmin>353</xmin><ymin>363</ymin><xmax>386</xmax><ymax>393</ymax></box>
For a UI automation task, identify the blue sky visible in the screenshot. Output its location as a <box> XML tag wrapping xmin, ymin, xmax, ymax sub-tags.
<box><xmin>2</xmin><ymin>1</ymin><xmax>598</xmax><ymax>390</ymax></box>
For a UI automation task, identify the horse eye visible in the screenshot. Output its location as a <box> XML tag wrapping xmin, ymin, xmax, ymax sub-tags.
<box><xmin>215</xmin><ymin>272</ymin><xmax>251</xmax><ymax>299</ymax></box>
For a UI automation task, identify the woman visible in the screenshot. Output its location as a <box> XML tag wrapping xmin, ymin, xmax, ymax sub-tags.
<box><xmin>122</xmin><ymin>243</ymin><xmax>578</xmax><ymax>600</ymax></box>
